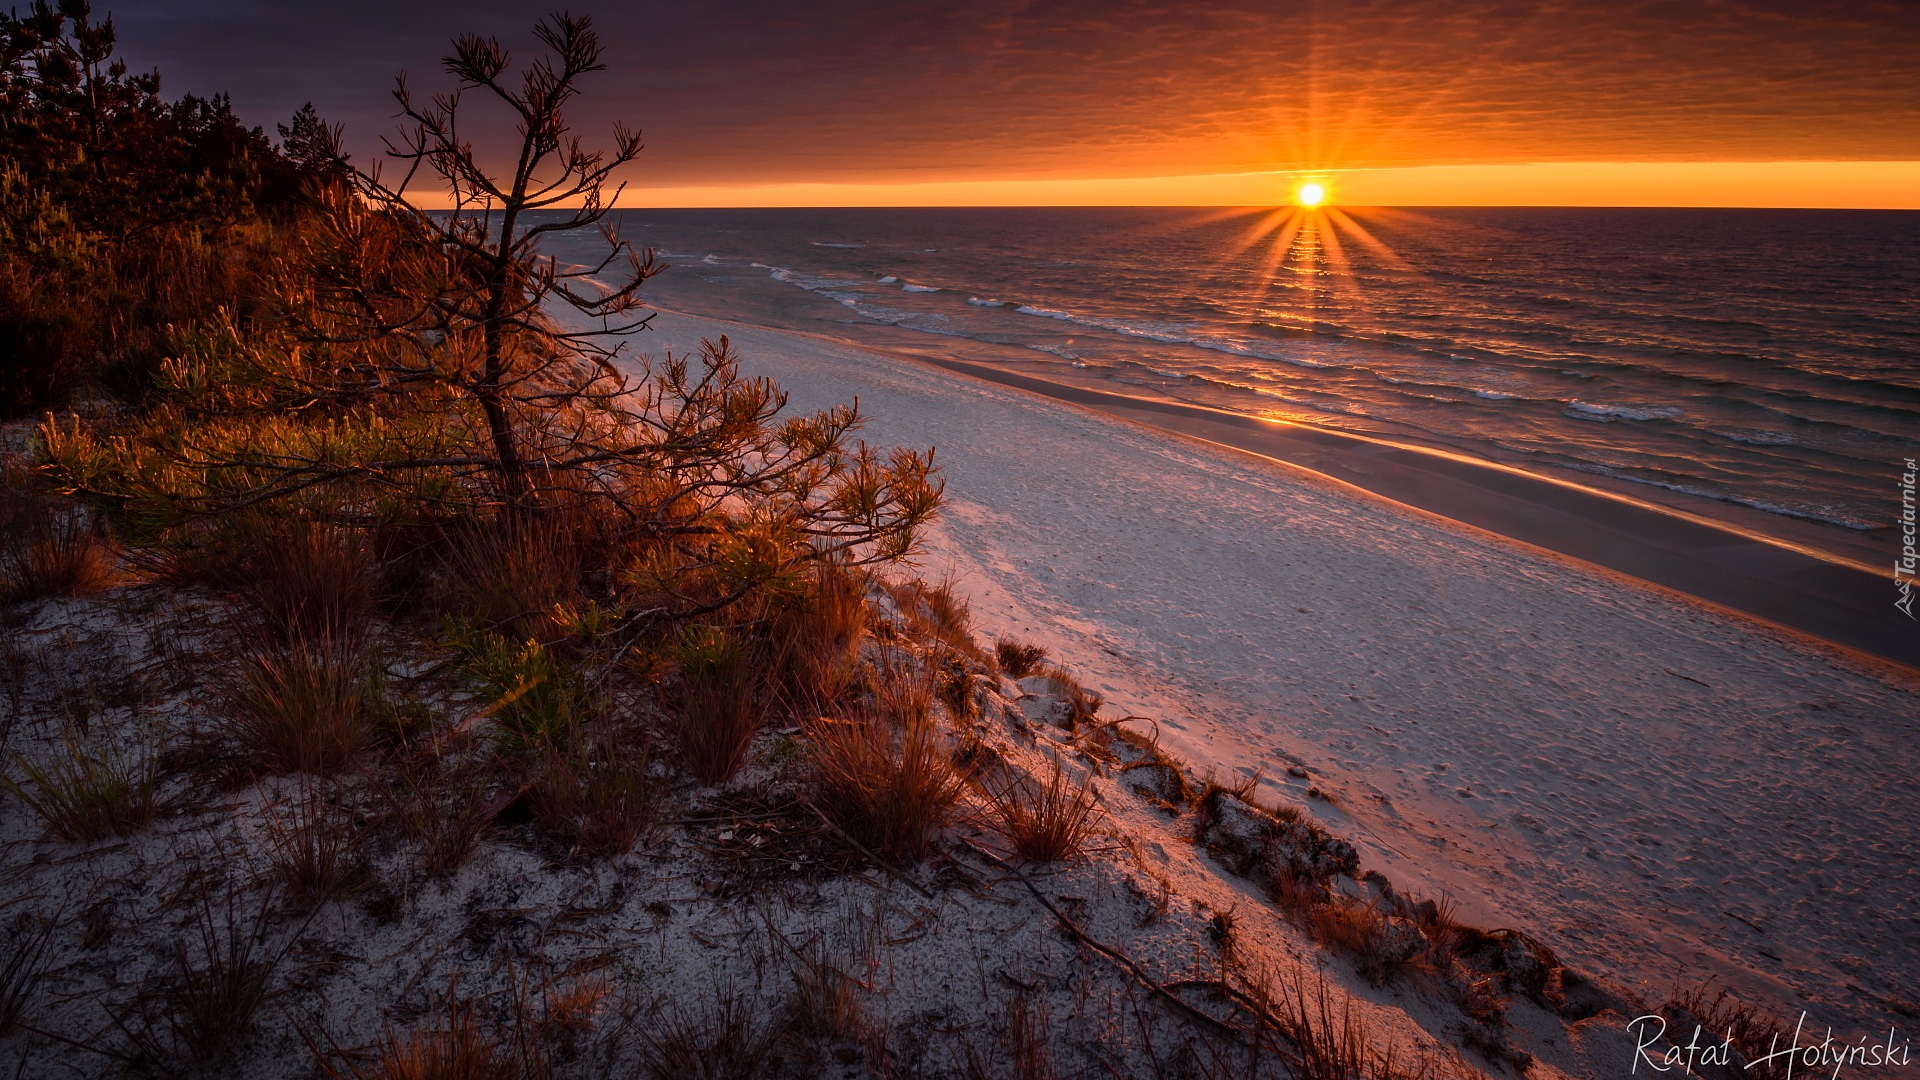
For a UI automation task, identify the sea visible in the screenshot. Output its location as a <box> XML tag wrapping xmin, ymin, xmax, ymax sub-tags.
<box><xmin>546</xmin><ymin>207</ymin><xmax>1920</xmax><ymax>560</ymax></box>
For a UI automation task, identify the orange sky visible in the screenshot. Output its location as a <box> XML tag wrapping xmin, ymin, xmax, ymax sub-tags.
<box><xmin>612</xmin><ymin>162</ymin><xmax>1920</xmax><ymax>210</ymax></box>
<box><xmin>127</xmin><ymin>1</ymin><xmax>1920</xmax><ymax>207</ymax></box>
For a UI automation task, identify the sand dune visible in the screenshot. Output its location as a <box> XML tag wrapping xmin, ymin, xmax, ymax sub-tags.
<box><xmin>633</xmin><ymin>309</ymin><xmax>1920</xmax><ymax>1038</ymax></box>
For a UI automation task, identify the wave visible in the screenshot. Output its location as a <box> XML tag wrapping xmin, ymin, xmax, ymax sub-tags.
<box><xmin>1010</xmin><ymin>303</ymin><xmax>1344</xmax><ymax>369</ymax></box>
<box><xmin>1024</xmin><ymin>342</ymin><xmax>1081</xmax><ymax>360</ymax></box>
<box><xmin>1565</xmin><ymin>400</ymin><xmax>1684</xmax><ymax>422</ymax></box>
<box><xmin>1708</xmin><ymin>429</ymin><xmax>1797</xmax><ymax>447</ymax></box>
<box><xmin>719</xmin><ymin>213</ymin><xmax>1913</xmax><ymax>538</ymax></box>
<box><xmin>1567</xmin><ymin>467</ymin><xmax>1875</xmax><ymax>530</ymax></box>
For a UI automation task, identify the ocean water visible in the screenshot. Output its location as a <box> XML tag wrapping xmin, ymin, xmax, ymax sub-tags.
<box><xmin>545</xmin><ymin>207</ymin><xmax>1920</xmax><ymax>550</ymax></box>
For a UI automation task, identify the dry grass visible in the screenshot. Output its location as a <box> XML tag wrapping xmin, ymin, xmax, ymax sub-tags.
<box><xmin>121</xmin><ymin>889</ymin><xmax>288</xmax><ymax>1068</ymax></box>
<box><xmin>313</xmin><ymin>996</ymin><xmax>521</xmax><ymax>1080</ymax></box>
<box><xmin>259</xmin><ymin>781</ymin><xmax>371</xmax><ymax>909</ymax></box>
<box><xmin>1664</xmin><ymin>984</ymin><xmax>1791</xmax><ymax>1080</ymax></box>
<box><xmin>634</xmin><ymin>985</ymin><xmax>782</xmax><ymax>1080</ymax></box>
<box><xmin>531</xmin><ymin>738</ymin><xmax>657</xmax><ymax>859</ymax></box>
<box><xmin>785</xmin><ymin>952</ymin><xmax>867</xmax><ymax>1047</ymax></box>
<box><xmin>442</xmin><ymin>519</ymin><xmax>586</xmax><ymax>646</ymax></box>
<box><xmin>674</xmin><ymin>625</ymin><xmax>765</xmax><ymax>784</ymax></box>
<box><xmin>994</xmin><ymin>638</ymin><xmax>1049</xmax><ymax>681</ymax></box>
<box><xmin>807</xmin><ymin>668</ymin><xmax>964</xmax><ymax>862</ymax></box>
<box><xmin>771</xmin><ymin>560</ymin><xmax>870</xmax><ymax>715</ymax></box>
<box><xmin>1261</xmin><ymin>970</ymin><xmax>1417</xmax><ymax>1080</ymax></box>
<box><xmin>888</xmin><ymin>576</ymin><xmax>983</xmax><ymax>660</ymax></box>
<box><xmin>776</xmin><ymin>904</ymin><xmax>881</xmax><ymax>1052</ymax></box>
<box><xmin>393</xmin><ymin>759</ymin><xmax>497</xmax><ymax>878</ymax></box>
<box><xmin>966</xmin><ymin>990</ymin><xmax>1058</xmax><ymax>1080</ymax></box>
<box><xmin>1040</xmin><ymin>665</ymin><xmax>1105</xmax><ymax>728</ymax></box>
<box><xmin>0</xmin><ymin>914</ymin><xmax>54</xmax><ymax>1038</ymax></box>
<box><xmin>981</xmin><ymin>756</ymin><xmax>1101</xmax><ymax>864</ymax></box>
<box><xmin>2</xmin><ymin>720</ymin><xmax>160</xmax><ymax>842</ymax></box>
<box><xmin>235</xmin><ymin>518</ymin><xmax>379</xmax><ymax>646</ymax></box>
<box><xmin>219</xmin><ymin>640</ymin><xmax>372</xmax><ymax>775</ymax></box>
<box><xmin>0</xmin><ymin>471</ymin><xmax>115</xmax><ymax>605</ymax></box>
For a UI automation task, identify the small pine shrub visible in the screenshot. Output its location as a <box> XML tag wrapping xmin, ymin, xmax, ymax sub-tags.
<box><xmin>457</xmin><ymin>632</ymin><xmax>591</xmax><ymax>755</ymax></box>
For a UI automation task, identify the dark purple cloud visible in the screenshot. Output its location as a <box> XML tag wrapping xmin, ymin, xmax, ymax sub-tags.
<box><xmin>107</xmin><ymin>1</ymin><xmax>1920</xmax><ymax>184</ymax></box>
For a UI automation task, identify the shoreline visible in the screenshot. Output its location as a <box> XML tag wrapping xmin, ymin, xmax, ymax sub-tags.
<box><xmin>627</xmin><ymin>306</ymin><xmax>1920</xmax><ymax>1036</ymax></box>
<box><xmin>639</xmin><ymin>303</ymin><xmax>1920</xmax><ymax>675</ymax></box>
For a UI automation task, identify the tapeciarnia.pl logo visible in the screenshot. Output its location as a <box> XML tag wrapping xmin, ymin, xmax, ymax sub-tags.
<box><xmin>1899</xmin><ymin>458</ymin><xmax>1917</xmax><ymax>620</ymax></box>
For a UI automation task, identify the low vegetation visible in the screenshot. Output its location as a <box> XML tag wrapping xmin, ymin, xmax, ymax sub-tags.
<box><xmin>0</xmin><ymin>7</ymin><xmax>1701</xmax><ymax>1078</ymax></box>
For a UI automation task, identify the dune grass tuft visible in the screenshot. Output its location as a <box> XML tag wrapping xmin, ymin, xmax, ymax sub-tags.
<box><xmin>235</xmin><ymin>518</ymin><xmax>379</xmax><ymax>647</ymax></box>
<box><xmin>981</xmin><ymin>756</ymin><xmax>1101</xmax><ymax>864</ymax></box>
<box><xmin>771</xmin><ymin>560</ymin><xmax>870</xmax><ymax>716</ymax></box>
<box><xmin>635</xmin><ymin>984</ymin><xmax>783</xmax><ymax>1080</ymax></box>
<box><xmin>3</xmin><ymin>721</ymin><xmax>160</xmax><ymax>842</ymax></box>
<box><xmin>220</xmin><ymin>640</ymin><xmax>372</xmax><ymax>776</ymax></box>
<box><xmin>0</xmin><ymin>467</ymin><xmax>114</xmax><ymax>605</ymax></box>
<box><xmin>807</xmin><ymin>666</ymin><xmax>964</xmax><ymax>863</ymax></box>
<box><xmin>993</xmin><ymin>638</ymin><xmax>1049</xmax><ymax>681</ymax></box>
<box><xmin>674</xmin><ymin>625</ymin><xmax>766</xmax><ymax>784</ymax></box>
<box><xmin>259</xmin><ymin>781</ymin><xmax>370</xmax><ymax>909</ymax></box>
<box><xmin>532</xmin><ymin>737</ymin><xmax>658</xmax><ymax>858</ymax></box>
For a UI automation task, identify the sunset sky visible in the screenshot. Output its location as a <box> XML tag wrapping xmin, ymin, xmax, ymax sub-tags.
<box><xmin>122</xmin><ymin>1</ymin><xmax>1920</xmax><ymax>207</ymax></box>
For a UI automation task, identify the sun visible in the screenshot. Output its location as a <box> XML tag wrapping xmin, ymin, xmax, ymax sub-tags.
<box><xmin>1296</xmin><ymin>182</ymin><xmax>1327</xmax><ymax>208</ymax></box>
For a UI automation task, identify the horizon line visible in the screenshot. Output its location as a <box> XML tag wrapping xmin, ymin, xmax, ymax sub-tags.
<box><xmin>412</xmin><ymin>160</ymin><xmax>1920</xmax><ymax>211</ymax></box>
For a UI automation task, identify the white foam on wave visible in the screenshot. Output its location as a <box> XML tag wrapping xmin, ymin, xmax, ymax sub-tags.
<box><xmin>1474</xmin><ymin>389</ymin><xmax>1521</xmax><ymax>401</ymax></box>
<box><xmin>701</xmin><ymin>254</ymin><xmax>720</xmax><ymax>264</ymax></box>
<box><xmin>1574</xmin><ymin>467</ymin><xmax>1873</xmax><ymax>530</ymax></box>
<box><xmin>902</xmin><ymin>283</ymin><xmax>939</xmax><ymax>293</ymax></box>
<box><xmin>877</xmin><ymin>275</ymin><xmax>898</xmax><ymax>283</ymax></box>
<box><xmin>968</xmin><ymin>297</ymin><xmax>1006</xmax><ymax>307</ymax></box>
<box><xmin>811</xmin><ymin>241</ymin><xmax>865</xmax><ymax>248</ymax></box>
<box><xmin>1565</xmin><ymin>400</ymin><xmax>1683</xmax><ymax>422</ymax></box>
<box><xmin>1023</xmin><ymin>342</ymin><xmax>1081</xmax><ymax>360</ymax></box>
<box><xmin>1709</xmin><ymin>429</ymin><xmax>1796</xmax><ymax>446</ymax></box>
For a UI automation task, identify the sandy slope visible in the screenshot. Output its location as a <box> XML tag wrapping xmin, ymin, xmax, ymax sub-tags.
<box><xmin>633</xmin><ymin>310</ymin><xmax>1920</xmax><ymax>1039</ymax></box>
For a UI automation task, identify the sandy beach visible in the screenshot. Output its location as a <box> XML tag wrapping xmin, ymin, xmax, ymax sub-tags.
<box><xmin>634</xmin><ymin>307</ymin><xmax>1920</xmax><ymax>1036</ymax></box>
